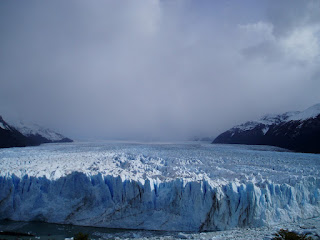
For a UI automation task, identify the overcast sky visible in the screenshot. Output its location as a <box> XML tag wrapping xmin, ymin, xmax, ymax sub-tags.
<box><xmin>1</xmin><ymin>0</ymin><xmax>320</xmax><ymax>140</ymax></box>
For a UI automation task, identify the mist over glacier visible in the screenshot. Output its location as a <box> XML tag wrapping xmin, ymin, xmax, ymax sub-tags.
<box><xmin>1</xmin><ymin>0</ymin><xmax>320</xmax><ymax>140</ymax></box>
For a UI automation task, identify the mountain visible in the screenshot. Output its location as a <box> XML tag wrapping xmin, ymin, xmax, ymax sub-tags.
<box><xmin>12</xmin><ymin>121</ymin><xmax>73</xmax><ymax>145</ymax></box>
<box><xmin>0</xmin><ymin>116</ymin><xmax>72</xmax><ymax>148</ymax></box>
<box><xmin>0</xmin><ymin>116</ymin><xmax>34</xmax><ymax>148</ymax></box>
<box><xmin>213</xmin><ymin>103</ymin><xmax>320</xmax><ymax>153</ymax></box>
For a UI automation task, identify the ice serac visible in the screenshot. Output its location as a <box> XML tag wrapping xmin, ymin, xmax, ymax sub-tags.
<box><xmin>213</xmin><ymin>103</ymin><xmax>320</xmax><ymax>153</ymax></box>
<box><xmin>1</xmin><ymin>142</ymin><xmax>319</xmax><ymax>231</ymax></box>
<box><xmin>0</xmin><ymin>173</ymin><xmax>319</xmax><ymax>231</ymax></box>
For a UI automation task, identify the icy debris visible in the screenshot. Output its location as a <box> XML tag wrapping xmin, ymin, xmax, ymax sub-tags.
<box><xmin>93</xmin><ymin>216</ymin><xmax>320</xmax><ymax>239</ymax></box>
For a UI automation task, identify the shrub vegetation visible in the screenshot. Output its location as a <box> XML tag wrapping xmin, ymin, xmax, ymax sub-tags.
<box><xmin>74</xmin><ymin>232</ymin><xmax>89</xmax><ymax>240</ymax></box>
<box><xmin>272</xmin><ymin>229</ymin><xmax>313</xmax><ymax>240</ymax></box>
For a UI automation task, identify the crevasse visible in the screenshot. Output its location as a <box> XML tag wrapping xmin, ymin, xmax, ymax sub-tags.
<box><xmin>0</xmin><ymin>173</ymin><xmax>319</xmax><ymax>231</ymax></box>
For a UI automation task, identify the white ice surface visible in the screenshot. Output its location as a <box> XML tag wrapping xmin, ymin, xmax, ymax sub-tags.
<box><xmin>1</xmin><ymin>142</ymin><xmax>319</xmax><ymax>185</ymax></box>
<box><xmin>0</xmin><ymin>142</ymin><xmax>319</xmax><ymax>232</ymax></box>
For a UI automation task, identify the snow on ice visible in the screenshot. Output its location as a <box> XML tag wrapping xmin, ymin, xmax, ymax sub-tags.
<box><xmin>0</xmin><ymin>142</ymin><xmax>319</xmax><ymax>232</ymax></box>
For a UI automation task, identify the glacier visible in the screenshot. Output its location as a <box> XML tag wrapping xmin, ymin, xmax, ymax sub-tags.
<box><xmin>0</xmin><ymin>142</ymin><xmax>319</xmax><ymax>232</ymax></box>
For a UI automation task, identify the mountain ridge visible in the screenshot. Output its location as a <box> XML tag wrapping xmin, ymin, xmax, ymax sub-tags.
<box><xmin>0</xmin><ymin>116</ymin><xmax>72</xmax><ymax>148</ymax></box>
<box><xmin>213</xmin><ymin>103</ymin><xmax>320</xmax><ymax>153</ymax></box>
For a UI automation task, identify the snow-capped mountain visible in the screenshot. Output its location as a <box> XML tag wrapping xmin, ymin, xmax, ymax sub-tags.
<box><xmin>0</xmin><ymin>116</ymin><xmax>33</xmax><ymax>148</ymax></box>
<box><xmin>213</xmin><ymin>103</ymin><xmax>320</xmax><ymax>153</ymax></box>
<box><xmin>0</xmin><ymin>116</ymin><xmax>72</xmax><ymax>148</ymax></box>
<box><xmin>12</xmin><ymin>121</ymin><xmax>73</xmax><ymax>144</ymax></box>
<box><xmin>0</xmin><ymin>116</ymin><xmax>13</xmax><ymax>131</ymax></box>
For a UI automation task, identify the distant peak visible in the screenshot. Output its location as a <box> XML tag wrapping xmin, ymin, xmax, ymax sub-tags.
<box><xmin>231</xmin><ymin>104</ymin><xmax>320</xmax><ymax>132</ymax></box>
<box><xmin>287</xmin><ymin>103</ymin><xmax>320</xmax><ymax>121</ymax></box>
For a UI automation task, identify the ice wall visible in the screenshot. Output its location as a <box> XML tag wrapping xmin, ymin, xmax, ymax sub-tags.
<box><xmin>0</xmin><ymin>172</ymin><xmax>319</xmax><ymax>231</ymax></box>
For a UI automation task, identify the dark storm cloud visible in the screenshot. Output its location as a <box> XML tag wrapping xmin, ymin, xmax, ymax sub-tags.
<box><xmin>0</xmin><ymin>0</ymin><xmax>320</xmax><ymax>140</ymax></box>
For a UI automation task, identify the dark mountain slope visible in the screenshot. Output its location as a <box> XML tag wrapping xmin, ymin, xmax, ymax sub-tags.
<box><xmin>12</xmin><ymin>121</ymin><xmax>73</xmax><ymax>145</ymax></box>
<box><xmin>213</xmin><ymin>104</ymin><xmax>320</xmax><ymax>153</ymax></box>
<box><xmin>0</xmin><ymin>116</ymin><xmax>72</xmax><ymax>148</ymax></box>
<box><xmin>0</xmin><ymin>116</ymin><xmax>34</xmax><ymax>148</ymax></box>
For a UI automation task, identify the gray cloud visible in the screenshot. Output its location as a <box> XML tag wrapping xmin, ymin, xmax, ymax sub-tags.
<box><xmin>266</xmin><ymin>0</ymin><xmax>320</xmax><ymax>36</ymax></box>
<box><xmin>0</xmin><ymin>0</ymin><xmax>320</xmax><ymax>140</ymax></box>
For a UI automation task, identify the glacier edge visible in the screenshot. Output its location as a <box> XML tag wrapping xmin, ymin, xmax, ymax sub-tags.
<box><xmin>0</xmin><ymin>172</ymin><xmax>319</xmax><ymax>232</ymax></box>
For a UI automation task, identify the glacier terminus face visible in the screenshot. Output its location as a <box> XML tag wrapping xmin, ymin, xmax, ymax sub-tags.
<box><xmin>0</xmin><ymin>142</ymin><xmax>319</xmax><ymax>232</ymax></box>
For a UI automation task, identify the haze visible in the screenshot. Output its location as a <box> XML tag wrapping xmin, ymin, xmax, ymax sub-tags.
<box><xmin>1</xmin><ymin>0</ymin><xmax>320</xmax><ymax>140</ymax></box>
